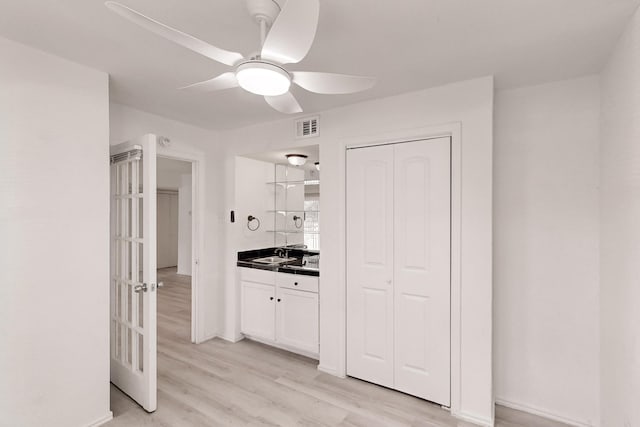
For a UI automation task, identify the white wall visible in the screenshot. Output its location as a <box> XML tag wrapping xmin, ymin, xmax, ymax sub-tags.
<box><xmin>177</xmin><ymin>173</ymin><xmax>192</xmax><ymax>275</ymax></box>
<box><xmin>0</xmin><ymin>37</ymin><xmax>111</xmax><ymax>426</ymax></box>
<box><xmin>157</xmin><ymin>160</ymin><xmax>191</xmax><ymax>190</ymax></box>
<box><xmin>157</xmin><ymin>191</ymin><xmax>179</xmax><ymax>268</ymax></box>
<box><xmin>221</xmin><ymin>77</ymin><xmax>494</xmax><ymax>425</ymax></box>
<box><xmin>235</xmin><ymin>157</ymin><xmax>277</xmax><ymax>251</ymax></box>
<box><xmin>109</xmin><ymin>103</ymin><xmax>223</xmax><ymax>342</ymax></box>
<box><xmin>494</xmin><ymin>76</ymin><xmax>601</xmax><ymax>426</ymax></box>
<box><xmin>599</xmin><ymin>7</ymin><xmax>640</xmax><ymax>427</ymax></box>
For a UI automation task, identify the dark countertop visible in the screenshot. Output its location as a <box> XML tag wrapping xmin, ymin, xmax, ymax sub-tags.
<box><xmin>237</xmin><ymin>247</ymin><xmax>320</xmax><ymax>277</ymax></box>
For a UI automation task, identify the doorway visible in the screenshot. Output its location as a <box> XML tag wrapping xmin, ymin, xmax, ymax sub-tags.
<box><xmin>156</xmin><ymin>157</ymin><xmax>194</xmax><ymax>342</ymax></box>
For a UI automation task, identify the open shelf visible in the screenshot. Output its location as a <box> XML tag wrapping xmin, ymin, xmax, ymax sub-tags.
<box><xmin>266</xmin><ymin>180</ymin><xmax>320</xmax><ymax>186</ymax></box>
<box><xmin>267</xmin><ymin>210</ymin><xmax>319</xmax><ymax>214</ymax></box>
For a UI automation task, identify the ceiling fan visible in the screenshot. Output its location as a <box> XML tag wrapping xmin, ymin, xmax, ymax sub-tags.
<box><xmin>105</xmin><ymin>0</ymin><xmax>376</xmax><ymax>114</ymax></box>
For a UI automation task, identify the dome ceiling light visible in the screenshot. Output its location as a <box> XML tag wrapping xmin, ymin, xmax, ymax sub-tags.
<box><xmin>286</xmin><ymin>154</ymin><xmax>308</xmax><ymax>166</ymax></box>
<box><xmin>235</xmin><ymin>61</ymin><xmax>291</xmax><ymax>96</ymax></box>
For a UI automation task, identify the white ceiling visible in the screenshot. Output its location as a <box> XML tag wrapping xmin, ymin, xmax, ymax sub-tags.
<box><xmin>1</xmin><ymin>0</ymin><xmax>638</xmax><ymax>130</ymax></box>
<box><xmin>243</xmin><ymin>144</ymin><xmax>319</xmax><ymax>167</ymax></box>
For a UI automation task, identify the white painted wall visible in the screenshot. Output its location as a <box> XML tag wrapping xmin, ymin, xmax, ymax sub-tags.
<box><xmin>109</xmin><ymin>103</ymin><xmax>223</xmax><ymax>342</ymax></box>
<box><xmin>494</xmin><ymin>76</ymin><xmax>601</xmax><ymax>426</ymax></box>
<box><xmin>600</xmin><ymin>7</ymin><xmax>640</xmax><ymax>427</ymax></box>
<box><xmin>235</xmin><ymin>156</ymin><xmax>277</xmax><ymax>251</ymax></box>
<box><xmin>177</xmin><ymin>174</ymin><xmax>192</xmax><ymax>275</ymax></box>
<box><xmin>157</xmin><ymin>191</ymin><xmax>179</xmax><ymax>268</ymax></box>
<box><xmin>0</xmin><ymin>37</ymin><xmax>111</xmax><ymax>426</ymax></box>
<box><xmin>157</xmin><ymin>157</ymin><xmax>191</xmax><ymax>190</ymax></box>
<box><xmin>221</xmin><ymin>77</ymin><xmax>494</xmax><ymax>425</ymax></box>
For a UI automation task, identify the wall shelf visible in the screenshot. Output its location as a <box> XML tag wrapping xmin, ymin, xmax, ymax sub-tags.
<box><xmin>266</xmin><ymin>165</ymin><xmax>320</xmax><ymax>249</ymax></box>
<box><xmin>266</xmin><ymin>210</ymin><xmax>319</xmax><ymax>214</ymax></box>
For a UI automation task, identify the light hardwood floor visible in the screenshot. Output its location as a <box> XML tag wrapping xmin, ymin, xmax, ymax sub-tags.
<box><xmin>107</xmin><ymin>267</ymin><xmax>569</xmax><ymax>427</ymax></box>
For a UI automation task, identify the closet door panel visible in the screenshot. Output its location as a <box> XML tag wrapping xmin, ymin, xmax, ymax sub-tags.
<box><xmin>393</xmin><ymin>138</ymin><xmax>451</xmax><ymax>406</ymax></box>
<box><xmin>346</xmin><ymin>145</ymin><xmax>394</xmax><ymax>388</ymax></box>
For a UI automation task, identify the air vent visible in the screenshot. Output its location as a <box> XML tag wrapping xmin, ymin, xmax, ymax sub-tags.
<box><xmin>295</xmin><ymin>116</ymin><xmax>319</xmax><ymax>139</ymax></box>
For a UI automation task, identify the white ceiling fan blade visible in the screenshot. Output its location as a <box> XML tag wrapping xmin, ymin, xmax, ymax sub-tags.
<box><xmin>178</xmin><ymin>72</ymin><xmax>239</xmax><ymax>92</ymax></box>
<box><xmin>105</xmin><ymin>1</ymin><xmax>244</xmax><ymax>66</ymax></box>
<box><xmin>264</xmin><ymin>92</ymin><xmax>303</xmax><ymax>114</ymax></box>
<box><xmin>261</xmin><ymin>0</ymin><xmax>319</xmax><ymax>64</ymax></box>
<box><xmin>292</xmin><ymin>72</ymin><xmax>376</xmax><ymax>94</ymax></box>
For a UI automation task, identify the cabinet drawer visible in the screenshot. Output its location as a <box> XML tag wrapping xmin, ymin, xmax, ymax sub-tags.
<box><xmin>239</xmin><ymin>267</ymin><xmax>276</xmax><ymax>285</ymax></box>
<box><xmin>276</xmin><ymin>273</ymin><xmax>318</xmax><ymax>293</ymax></box>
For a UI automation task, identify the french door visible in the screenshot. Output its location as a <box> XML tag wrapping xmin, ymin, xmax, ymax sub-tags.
<box><xmin>109</xmin><ymin>134</ymin><xmax>157</xmax><ymax>412</ymax></box>
<box><xmin>346</xmin><ymin>137</ymin><xmax>451</xmax><ymax>406</ymax></box>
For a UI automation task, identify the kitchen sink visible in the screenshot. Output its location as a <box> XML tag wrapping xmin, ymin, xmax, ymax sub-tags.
<box><xmin>252</xmin><ymin>256</ymin><xmax>297</xmax><ymax>265</ymax></box>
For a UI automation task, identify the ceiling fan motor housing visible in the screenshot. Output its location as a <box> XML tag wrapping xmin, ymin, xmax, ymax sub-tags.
<box><xmin>246</xmin><ymin>0</ymin><xmax>281</xmax><ymax>26</ymax></box>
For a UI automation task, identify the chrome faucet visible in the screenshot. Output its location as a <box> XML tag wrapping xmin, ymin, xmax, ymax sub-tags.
<box><xmin>275</xmin><ymin>247</ymin><xmax>289</xmax><ymax>258</ymax></box>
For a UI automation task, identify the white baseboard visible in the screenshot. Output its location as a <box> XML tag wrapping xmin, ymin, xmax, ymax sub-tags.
<box><xmin>452</xmin><ymin>410</ymin><xmax>493</xmax><ymax>427</ymax></box>
<box><xmin>86</xmin><ymin>411</ymin><xmax>113</xmax><ymax>427</ymax></box>
<box><xmin>496</xmin><ymin>398</ymin><xmax>594</xmax><ymax>427</ymax></box>
<box><xmin>317</xmin><ymin>364</ymin><xmax>346</xmax><ymax>378</ymax></box>
<box><xmin>244</xmin><ymin>335</ymin><xmax>319</xmax><ymax>360</ymax></box>
<box><xmin>194</xmin><ymin>332</ymin><xmax>218</xmax><ymax>344</ymax></box>
<box><xmin>219</xmin><ymin>334</ymin><xmax>244</xmax><ymax>344</ymax></box>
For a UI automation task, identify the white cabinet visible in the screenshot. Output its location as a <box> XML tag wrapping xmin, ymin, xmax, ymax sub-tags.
<box><xmin>239</xmin><ymin>268</ymin><xmax>319</xmax><ymax>358</ymax></box>
<box><xmin>346</xmin><ymin>137</ymin><xmax>451</xmax><ymax>406</ymax></box>
<box><xmin>240</xmin><ymin>281</ymin><xmax>275</xmax><ymax>341</ymax></box>
<box><xmin>276</xmin><ymin>287</ymin><xmax>319</xmax><ymax>354</ymax></box>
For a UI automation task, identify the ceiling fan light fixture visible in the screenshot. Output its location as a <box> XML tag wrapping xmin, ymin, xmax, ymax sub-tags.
<box><xmin>236</xmin><ymin>62</ymin><xmax>291</xmax><ymax>96</ymax></box>
<box><xmin>286</xmin><ymin>154</ymin><xmax>308</xmax><ymax>166</ymax></box>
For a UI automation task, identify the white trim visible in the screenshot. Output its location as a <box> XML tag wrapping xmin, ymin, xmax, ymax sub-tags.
<box><xmin>85</xmin><ymin>412</ymin><xmax>113</xmax><ymax>427</ymax></box>
<box><xmin>157</xmin><ymin>146</ymin><xmax>205</xmax><ymax>344</ymax></box>
<box><xmin>195</xmin><ymin>332</ymin><xmax>220</xmax><ymax>344</ymax></box>
<box><xmin>218</xmin><ymin>333</ymin><xmax>244</xmax><ymax>344</ymax></box>
<box><xmin>335</xmin><ymin>122</ymin><xmax>463</xmax><ymax>415</ymax></box>
<box><xmin>453</xmin><ymin>410</ymin><xmax>493</xmax><ymax>427</ymax></box>
<box><xmin>244</xmin><ymin>335</ymin><xmax>319</xmax><ymax>360</ymax></box>
<box><xmin>496</xmin><ymin>399</ymin><xmax>595</xmax><ymax>427</ymax></box>
<box><xmin>317</xmin><ymin>364</ymin><xmax>346</xmax><ymax>378</ymax></box>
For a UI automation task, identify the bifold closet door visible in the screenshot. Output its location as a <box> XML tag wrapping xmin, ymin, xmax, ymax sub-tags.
<box><xmin>346</xmin><ymin>137</ymin><xmax>451</xmax><ymax>407</ymax></box>
<box><xmin>346</xmin><ymin>144</ymin><xmax>395</xmax><ymax>388</ymax></box>
<box><xmin>393</xmin><ymin>138</ymin><xmax>450</xmax><ymax>406</ymax></box>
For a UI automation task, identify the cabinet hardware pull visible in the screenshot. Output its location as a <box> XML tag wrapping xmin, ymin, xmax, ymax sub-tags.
<box><xmin>294</xmin><ymin>282</ymin><xmax>298</xmax><ymax>286</ymax></box>
<box><xmin>270</xmin><ymin>297</ymin><xmax>274</xmax><ymax>300</ymax></box>
<box><xmin>277</xmin><ymin>298</ymin><xmax>281</xmax><ymax>302</ymax></box>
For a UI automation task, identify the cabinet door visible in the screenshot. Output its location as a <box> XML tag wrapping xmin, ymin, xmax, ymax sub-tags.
<box><xmin>346</xmin><ymin>144</ymin><xmax>395</xmax><ymax>389</ymax></box>
<box><xmin>276</xmin><ymin>288</ymin><xmax>319</xmax><ymax>354</ymax></box>
<box><xmin>241</xmin><ymin>281</ymin><xmax>275</xmax><ymax>341</ymax></box>
<box><xmin>393</xmin><ymin>138</ymin><xmax>451</xmax><ymax>406</ymax></box>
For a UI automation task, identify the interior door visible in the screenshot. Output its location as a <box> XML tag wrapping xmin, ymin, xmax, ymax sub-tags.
<box><xmin>393</xmin><ymin>138</ymin><xmax>450</xmax><ymax>406</ymax></box>
<box><xmin>346</xmin><ymin>144</ymin><xmax>395</xmax><ymax>388</ymax></box>
<box><xmin>110</xmin><ymin>134</ymin><xmax>157</xmax><ymax>412</ymax></box>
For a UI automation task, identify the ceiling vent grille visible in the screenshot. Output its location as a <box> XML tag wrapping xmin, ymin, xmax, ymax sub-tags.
<box><xmin>295</xmin><ymin>116</ymin><xmax>319</xmax><ymax>139</ymax></box>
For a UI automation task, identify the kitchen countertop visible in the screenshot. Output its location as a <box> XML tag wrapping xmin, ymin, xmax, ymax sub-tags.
<box><xmin>237</xmin><ymin>247</ymin><xmax>319</xmax><ymax>277</ymax></box>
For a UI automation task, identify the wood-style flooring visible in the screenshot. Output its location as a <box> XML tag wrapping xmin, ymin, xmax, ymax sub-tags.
<box><xmin>107</xmin><ymin>267</ymin><xmax>569</xmax><ymax>427</ymax></box>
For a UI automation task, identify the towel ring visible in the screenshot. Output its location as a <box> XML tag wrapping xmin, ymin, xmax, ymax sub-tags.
<box><xmin>247</xmin><ymin>215</ymin><xmax>260</xmax><ymax>231</ymax></box>
<box><xmin>293</xmin><ymin>215</ymin><xmax>303</xmax><ymax>229</ymax></box>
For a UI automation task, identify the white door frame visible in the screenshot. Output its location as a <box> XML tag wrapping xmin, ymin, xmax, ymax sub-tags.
<box><xmin>156</xmin><ymin>145</ymin><xmax>204</xmax><ymax>344</ymax></box>
<box><xmin>334</xmin><ymin>122</ymin><xmax>463</xmax><ymax>416</ymax></box>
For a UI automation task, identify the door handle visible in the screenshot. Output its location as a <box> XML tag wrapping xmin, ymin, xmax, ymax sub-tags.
<box><xmin>134</xmin><ymin>283</ymin><xmax>148</xmax><ymax>293</ymax></box>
